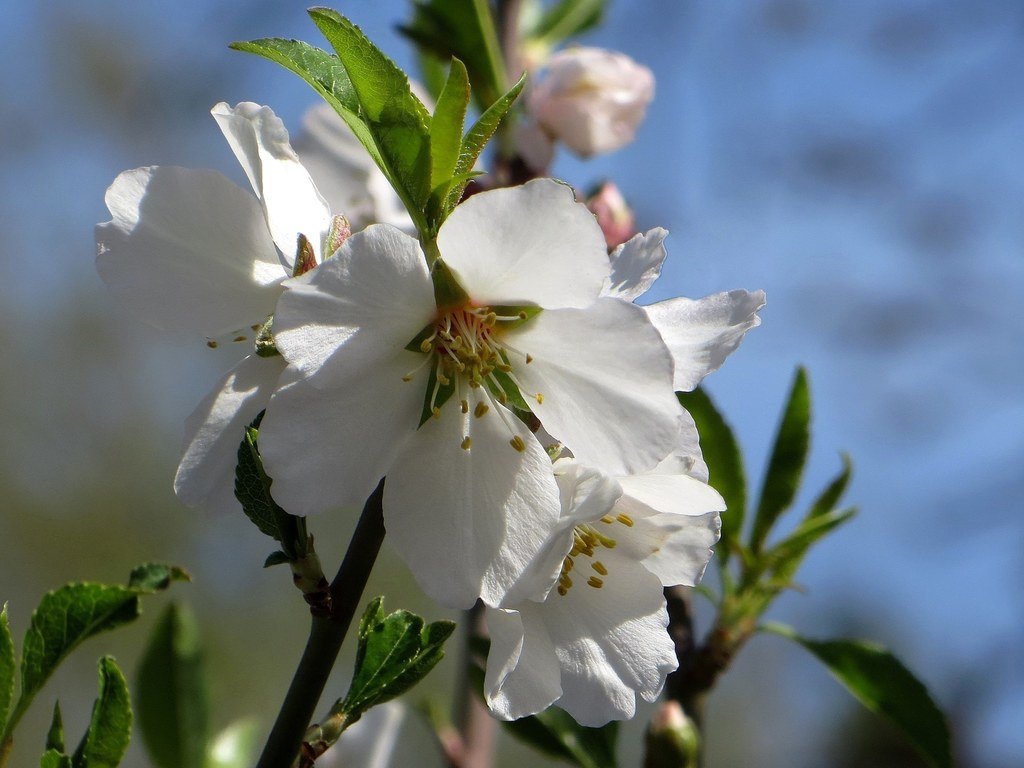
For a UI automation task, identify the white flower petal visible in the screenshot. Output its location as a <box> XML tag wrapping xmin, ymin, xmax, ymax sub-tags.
<box><xmin>258</xmin><ymin>355</ymin><xmax>423</xmax><ymax>514</ymax></box>
<box><xmin>617</xmin><ymin>472</ymin><xmax>725</xmax><ymax>520</ymax></box>
<box><xmin>272</xmin><ymin>225</ymin><xmax>436</xmax><ymax>389</ymax></box>
<box><xmin>211</xmin><ymin>102</ymin><xmax>331</xmax><ymax>262</ymax></box>
<box><xmin>294</xmin><ymin>103</ymin><xmax>414</xmax><ymax>233</ymax></box>
<box><xmin>603</xmin><ymin>228</ymin><xmax>668</xmax><ymax>301</ymax></box>
<box><xmin>645</xmin><ymin>289</ymin><xmax>766</xmax><ymax>391</ymax></box>
<box><xmin>509</xmin><ymin>298</ymin><xmax>681</xmax><ymax>475</ymax></box>
<box><xmin>484</xmin><ymin>608</ymin><xmax>562</xmax><ymax>720</ymax></box>
<box><xmin>385</xmin><ymin>399</ymin><xmax>562</xmax><ymax>609</ymax></box>
<box><xmin>437</xmin><ymin>179</ymin><xmax>609</xmax><ymax>309</ymax></box>
<box><xmin>531</xmin><ymin>548</ymin><xmax>676</xmax><ymax>725</ymax></box>
<box><xmin>654</xmin><ymin>410</ymin><xmax>708</xmax><ymax>482</ymax></box>
<box><xmin>96</xmin><ymin>166</ymin><xmax>284</xmax><ymax>336</ymax></box>
<box><xmin>174</xmin><ymin>354</ymin><xmax>286</xmax><ymax>516</ymax></box>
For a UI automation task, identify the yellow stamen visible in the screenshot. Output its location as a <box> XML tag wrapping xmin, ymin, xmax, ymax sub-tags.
<box><xmin>233</xmin><ymin>335</ymin><xmax>246</xmax><ymax>342</ymax></box>
<box><xmin>616</xmin><ymin>513</ymin><xmax>635</xmax><ymax>527</ymax></box>
<box><xmin>474</xmin><ymin>402</ymin><xmax>489</xmax><ymax>418</ymax></box>
<box><xmin>460</xmin><ymin>399</ymin><xmax>469</xmax><ymax>414</ymax></box>
<box><xmin>587</xmin><ymin>576</ymin><xmax>604</xmax><ymax>589</ymax></box>
<box><xmin>509</xmin><ymin>435</ymin><xmax>526</xmax><ymax>452</ymax></box>
<box><xmin>206</xmin><ymin>340</ymin><xmax>218</xmax><ymax>349</ymax></box>
<box><xmin>592</xmin><ymin>561</ymin><xmax>608</xmax><ymax>576</ymax></box>
<box><xmin>460</xmin><ymin>436</ymin><xmax>472</xmax><ymax>450</ymax></box>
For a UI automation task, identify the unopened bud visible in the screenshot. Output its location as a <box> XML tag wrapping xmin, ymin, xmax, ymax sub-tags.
<box><xmin>528</xmin><ymin>47</ymin><xmax>655</xmax><ymax>158</ymax></box>
<box><xmin>643</xmin><ymin>701</ymin><xmax>700</xmax><ymax>768</ymax></box>
<box><xmin>586</xmin><ymin>181</ymin><xmax>637</xmax><ymax>249</ymax></box>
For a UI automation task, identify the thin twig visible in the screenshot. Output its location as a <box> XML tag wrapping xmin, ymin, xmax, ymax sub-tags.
<box><xmin>255</xmin><ymin>480</ymin><xmax>387</xmax><ymax>768</ymax></box>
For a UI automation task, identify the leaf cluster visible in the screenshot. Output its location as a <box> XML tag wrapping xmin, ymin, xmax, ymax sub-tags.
<box><xmin>0</xmin><ymin>565</ymin><xmax>187</xmax><ymax>767</ymax></box>
<box><xmin>678</xmin><ymin>369</ymin><xmax>951</xmax><ymax>768</ymax></box>
<box><xmin>232</xmin><ymin>9</ymin><xmax>525</xmax><ymax>243</ymax></box>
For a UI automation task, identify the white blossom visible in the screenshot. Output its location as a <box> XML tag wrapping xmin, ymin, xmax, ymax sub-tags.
<box><xmin>96</xmin><ymin>102</ymin><xmax>341</xmax><ymax>516</ymax></box>
<box><xmin>258</xmin><ymin>179</ymin><xmax>685</xmax><ymax>609</ymax></box>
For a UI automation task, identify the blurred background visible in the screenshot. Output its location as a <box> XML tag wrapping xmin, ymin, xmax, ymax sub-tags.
<box><xmin>1</xmin><ymin>0</ymin><xmax>1021</xmax><ymax>766</ymax></box>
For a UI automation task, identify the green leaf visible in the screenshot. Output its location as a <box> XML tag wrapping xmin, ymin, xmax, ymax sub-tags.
<box><xmin>309</xmin><ymin>8</ymin><xmax>432</xmax><ymax>212</ymax></box>
<box><xmin>444</xmin><ymin>74</ymin><xmax>526</xmax><ymax>211</ymax></box>
<box><xmin>430</xmin><ymin>58</ymin><xmax>470</xmax><ymax>193</ymax></box>
<box><xmin>233</xmin><ymin>413</ymin><xmax>305</xmax><ymax>559</ymax></box>
<box><xmin>676</xmin><ymin>389</ymin><xmax>747</xmax><ymax>562</ymax></box>
<box><xmin>399</xmin><ymin>0</ymin><xmax>507</xmax><ymax>109</ymax></box>
<box><xmin>766</xmin><ymin>624</ymin><xmax>952</xmax><ymax>768</ymax></box>
<box><xmin>528</xmin><ymin>0</ymin><xmax>607</xmax><ymax>45</ymax></box>
<box><xmin>0</xmin><ymin>604</ymin><xmax>13</xmax><ymax>732</ymax></box>
<box><xmin>136</xmin><ymin>603</ymin><xmax>208</xmax><ymax>768</ymax></box>
<box><xmin>342</xmin><ymin>598</ymin><xmax>455</xmax><ymax>719</ymax></box>
<box><xmin>750</xmin><ymin>367</ymin><xmax>811</xmax><ymax>553</ymax></box>
<box><xmin>765</xmin><ymin>507</ymin><xmax>857</xmax><ymax>584</ymax></box>
<box><xmin>40</xmin><ymin>750</ymin><xmax>72</xmax><ymax>768</ymax></box>
<box><xmin>128</xmin><ymin>564</ymin><xmax>191</xmax><ymax>593</ymax></box>
<box><xmin>807</xmin><ymin>453</ymin><xmax>853</xmax><ymax>520</ymax></box>
<box><xmin>46</xmin><ymin>702</ymin><xmax>65</xmax><ymax>753</ymax></box>
<box><xmin>72</xmin><ymin>656</ymin><xmax>132</xmax><ymax>768</ymax></box>
<box><xmin>205</xmin><ymin>719</ymin><xmax>259</xmax><ymax>768</ymax></box>
<box><xmin>504</xmin><ymin>709</ymin><xmax>619</xmax><ymax>768</ymax></box>
<box><xmin>9</xmin><ymin>568</ymin><xmax>183</xmax><ymax>738</ymax></box>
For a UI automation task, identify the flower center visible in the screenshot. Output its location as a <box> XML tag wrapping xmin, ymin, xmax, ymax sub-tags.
<box><xmin>403</xmin><ymin>304</ymin><xmax>543</xmax><ymax>452</ymax></box>
<box><xmin>556</xmin><ymin>512</ymin><xmax>635</xmax><ymax>596</ymax></box>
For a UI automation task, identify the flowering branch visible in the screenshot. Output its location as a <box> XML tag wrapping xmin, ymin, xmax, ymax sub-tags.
<box><xmin>254</xmin><ymin>480</ymin><xmax>386</xmax><ymax>768</ymax></box>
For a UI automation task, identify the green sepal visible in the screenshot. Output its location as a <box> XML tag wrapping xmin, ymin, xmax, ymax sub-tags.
<box><xmin>488</xmin><ymin>364</ymin><xmax>530</xmax><ymax>411</ymax></box>
<box><xmin>765</xmin><ymin>624</ymin><xmax>952</xmax><ymax>768</ymax></box>
<box><xmin>136</xmin><ymin>603</ymin><xmax>208</xmax><ymax>768</ymax></box>
<box><xmin>0</xmin><ymin>604</ymin><xmax>13</xmax><ymax>733</ymax></box>
<box><xmin>205</xmin><ymin>719</ymin><xmax>259</xmax><ymax>768</ymax></box>
<box><xmin>45</xmin><ymin>702</ymin><xmax>65</xmax><ymax>753</ymax></box>
<box><xmin>399</xmin><ymin>0</ymin><xmax>508</xmax><ymax>109</ymax></box>
<box><xmin>431</xmin><ymin>258</ymin><xmax>471</xmax><ymax>309</ymax></box>
<box><xmin>340</xmin><ymin>597</ymin><xmax>455</xmax><ymax>722</ymax></box>
<box><xmin>233</xmin><ymin>413</ymin><xmax>307</xmax><ymax>560</ymax></box>
<box><xmin>750</xmin><ymin>367</ymin><xmax>811</xmax><ymax>553</ymax></box>
<box><xmin>253</xmin><ymin>316</ymin><xmax>279</xmax><ymax>359</ymax></box>
<box><xmin>71</xmin><ymin>656</ymin><xmax>132</xmax><ymax>768</ymax></box>
<box><xmin>676</xmin><ymin>389</ymin><xmax>747</xmax><ymax>565</ymax></box>
<box><xmin>763</xmin><ymin>507</ymin><xmax>857</xmax><ymax>584</ymax></box>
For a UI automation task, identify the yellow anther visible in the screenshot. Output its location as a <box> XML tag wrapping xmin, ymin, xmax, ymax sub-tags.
<box><xmin>557</xmin><ymin>586</ymin><xmax>568</xmax><ymax>597</ymax></box>
<box><xmin>563</xmin><ymin>556</ymin><xmax>574</xmax><ymax>572</ymax></box>
<box><xmin>432</xmin><ymin>407</ymin><xmax>441</xmax><ymax>419</ymax></box>
<box><xmin>615</xmin><ymin>513</ymin><xmax>635</xmax><ymax>527</ymax></box>
<box><xmin>461</xmin><ymin>436</ymin><xmax>472</xmax><ymax>450</ymax></box>
<box><xmin>559</xmin><ymin>574</ymin><xmax>573</xmax><ymax>589</ymax></box>
<box><xmin>536</xmin><ymin>393</ymin><xmax>544</xmax><ymax>404</ymax></box>
<box><xmin>402</xmin><ymin>374</ymin><xmax>414</xmax><ymax>382</ymax></box>
<box><xmin>525</xmin><ymin>353</ymin><xmax>533</xmax><ymax>364</ymax></box>
<box><xmin>250</xmin><ymin>324</ymin><xmax>261</xmax><ymax>331</ymax></box>
<box><xmin>460</xmin><ymin>399</ymin><xmax>469</xmax><ymax>413</ymax></box>
<box><xmin>436</xmin><ymin>372</ymin><xmax>451</xmax><ymax>386</ymax></box>
<box><xmin>206</xmin><ymin>340</ymin><xmax>218</xmax><ymax>349</ymax></box>
<box><xmin>420</xmin><ymin>338</ymin><xmax>433</xmax><ymax>352</ymax></box>
<box><xmin>474</xmin><ymin>402</ymin><xmax>489</xmax><ymax>418</ymax></box>
<box><xmin>518</xmin><ymin>311</ymin><xmax>527</xmax><ymax>319</ymax></box>
<box><xmin>233</xmin><ymin>335</ymin><xmax>247</xmax><ymax>342</ymax></box>
<box><xmin>587</xmin><ymin>576</ymin><xmax>604</xmax><ymax>589</ymax></box>
<box><xmin>592</xmin><ymin>561</ymin><xmax>608</xmax><ymax>576</ymax></box>
<box><xmin>600</xmin><ymin>515</ymin><xmax>614</xmax><ymax>525</ymax></box>
<box><xmin>509</xmin><ymin>435</ymin><xmax>526</xmax><ymax>452</ymax></box>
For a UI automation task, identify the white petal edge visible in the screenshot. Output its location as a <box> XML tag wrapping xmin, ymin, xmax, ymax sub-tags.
<box><xmin>603</xmin><ymin>228</ymin><xmax>668</xmax><ymax>302</ymax></box>
<box><xmin>174</xmin><ymin>354</ymin><xmax>286</xmax><ymax>516</ymax></box>
<box><xmin>509</xmin><ymin>298</ymin><xmax>682</xmax><ymax>475</ymax></box>
<box><xmin>212</xmin><ymin>102</ymin><xmax>331</xmax><ymax>262</ymax></box>
<box><xmin>484</xmin><ymin>608</ymin><xmax>563</xmax><ymax>720</ymax></box>
<box><xmin>97</xmin><ymin>166</ymin><xmax>285</xmax><ymax>337</ymax></box>
<box><xmin>272</xmin><ymin>225</ymin><xmax>436</xmax><ymax>390</ymax></box>
<box><xmin>258</xmin><ymin>354</ymin><xmax>424</xmax><ymax>514</ymax></box>
<box><xmin>437</xmin><ymin>179</ymin><xmax>609</xmax><ymax>309</ymax></box>
<box><xmin>645</xmin><ymin>289</ymin><xmax>766</xmax><ymax>391</ymax></box>
<box><xmin>385</xmin><ymin>398</ymin><xmax>562</xmax><ymax>609</ymax></box>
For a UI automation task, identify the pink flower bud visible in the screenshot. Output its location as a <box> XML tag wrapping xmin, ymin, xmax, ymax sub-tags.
<box><xmin>529</xmin><ymin>47</ymin><xmax>655</xmax><ymax>157</ymax></box>
<box><xmin>586</xmin><ymin>181</ymin><xmax>637</xmax><ymax>249</ymax></box>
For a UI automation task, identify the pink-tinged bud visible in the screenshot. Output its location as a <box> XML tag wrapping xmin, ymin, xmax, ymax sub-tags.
<box><xmin>529</xmin><ymin>47</ymin><xmax>655</xmax><ymax>157</ymax></box>
<box><xmin>586</xmin><ymin>181</ymin><xmax>637</xmax><ymax>249</ymax></box>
